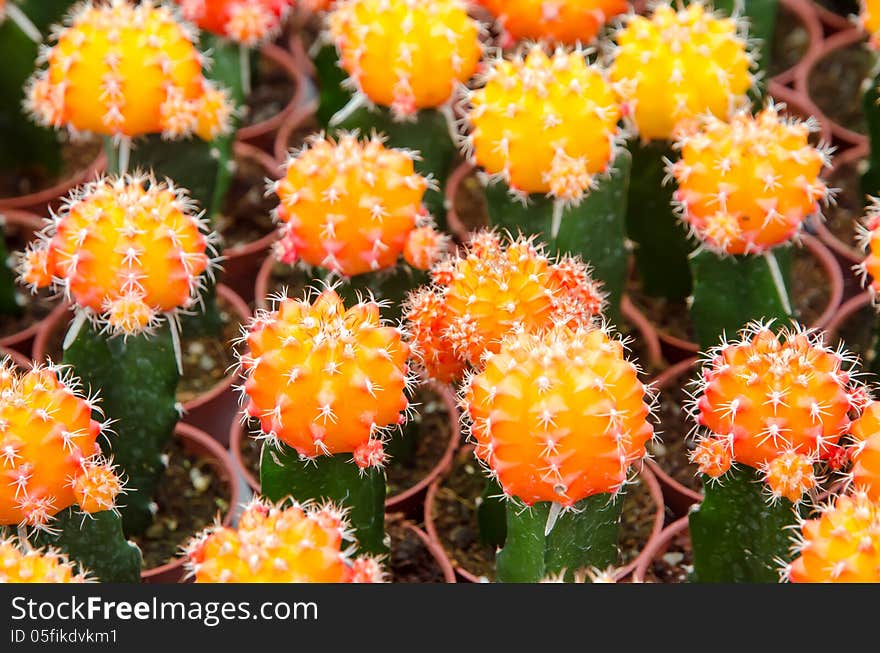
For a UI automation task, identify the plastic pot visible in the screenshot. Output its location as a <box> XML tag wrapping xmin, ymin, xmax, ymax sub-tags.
<box><xmin>0</xmin><ymin>149</ymin><xmax>106</xmax><ymax>214</ymax></box>
<box><xmin>631</xmin><ymin>515</ymin><xmax>690</xmax><ymax>584</ymax></box>
<box><xmin>770</xmin><ymin>0</ymin><xmax>825</xmax><ymax>87</ymax></box>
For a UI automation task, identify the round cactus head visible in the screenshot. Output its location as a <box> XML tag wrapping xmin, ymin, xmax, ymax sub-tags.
<box><xmin>328</xmin><ymin>0</ymin><xmax>482</xmax><ymax>119</ymax></box>
<box><xmin>689</xmin><ymin>322</ymin><xmax>865</xmax><ymax>504</ymax></box>
<box><xmin>462</xmin><ymin>325</ymin><xmax>654</xmax><ymax>507</ymax></box>
<box><xmin>186</xmin><ymin>498</ymin><xmax>384</xmax><ymax>582</ymax></box>
<box><xmin>19</xmin><ymin>174</ymin><xmax>216</xmax><ymax>338</ymax></box>
<box><xmin>862</xmin><ymin>0</ymin><xmax>880</xmax><ymax>49</ymax></box>
<box><xmin>786</xmin><ymin>490</ymin><xmax>880</xmax><ymax>582</ymax></box>
<box><xmin>466</xmin><ymin>44</ymin><xmax>622</xmax><ymax>203</ymax></box>
<box><xmin>848</xmin><ymin>400</ymin><xmax>880</xmax><ymax>501</ymax></box>
<box><xmin>856</xmin><ymin>198</ymin><xmax>880</xmax><ymax>297</ymax></box>
<box><xmin>0</xmin><ymin>357</ymin><xmax>123</xmax><ymax>531</ymax></box>
<box><xmin>670</xmin><ymin>105</ymin><xmax>830</xmax><ymax>256</ymax></box>
<box><xmin>26</xmin><ymin>0</ymin><xmax>233</xmax><ymax>141</ymax></box>
<box><xmin>404</xmin><ymin>230</ymin><xmax>604</xmax><ymax>383</ymax></box>
<box><xmin>273</xmin><ymin>132</ymin><xmax>439</xmax><ymax>277</ymax></box>
<box><xmin>610</xmin><ymin>2</ymin><xmax>754</xmax><ymax>141</ymax></box>
<box><xmin>0</xmin><ymin>537</ymin><xmax>93</xmax><ymax>583</ymax></box>
<box><xmin>239</xmin><ymin>288</ymin><xmax>412</xmax><ymax>468</ymax></box>
<box><xmin>177</xmin><ymin>0</ymin><xmax>294</xmax><ymax>46</ymax></box>
<box><xmin>478</xmin><ymin>0</ymin><xmax>627</xmax><ymax>46</ymax></box>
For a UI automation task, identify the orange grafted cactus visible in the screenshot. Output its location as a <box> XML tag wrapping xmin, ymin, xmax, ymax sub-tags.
<box><xmin>0</xmin><ymin>358</ymin><xmax>122</xmax><ymax>530</ymax></box>
<box><xmin>477</xmin><ymin>0</ymin><xmax>627</xmax><ymax>46</ymax></box>
<box><xmin>610</xmin><ymin>2</ymin><xmax>753</xmax><ymax>141</ymax></box>
<box><xmin>403</xmin><ymin>226</ymin><xmax>447</xmax><ymax>271</ymax></box>
<box><xmin>848</xmin><ymin>400</ymin><xmax>880</xmax><ymax>501</ymax></box>
<box><xmin>857</xmin><ymin>198</ymin><xmax>880</xmax><ymax>295</ymax></box>
<box><xmin>466</xmin><ymin>45</ymin><xmax>622</xmax><ymax>202</ymax></box>
<box><xmin>671</xmin><ymin>106</ymin><xmax>829</xmax><ymax>255</ymax></box>
<box><xmin>404</xmin><ymin>231</ymin><xmax>604</xmax><ymax>383</ymax></box>
<box><xmin>862</xmin><ymin>0</ymin><xmax>880</xmax><ymax>48</ymax></box>
<box><xmin>462</xmin><ymin>326</ymin><xmax>654</xmax><ymax>507</ymax></box>
<box><xmin>239</xmin><ymin>289</ymin><xmax>411</xmax><ymax>467</ymax></box>
<box><xmin>186</xmin><ymin>498</ymin><xmax>384</xmax><ymax>582</ymax></box>
<box><xmin>273</xmin><ymin>133</ymin><xmax>433</xmax><ymax>277</ymax></box>
<box><xmin>178</xmin><ymin>0</ymin><xmax>294</xmax><ymax>46</ymax></box>
<box><xmin>19</xmin><ymin>175</ymin><xmax>215</xmax><ymax>337</ymax></box>
<box><xmin>329</xmin><ymin>0</ymin><xmax>482</xmax><ymax>118</ymax></box>
<box><xmin>786</xmin><ymin>490</ymin><xmax>880</xmax><ymax>582</ymax></box>
<box><xmin>26</xmin><ymin>0</ymin><xmax>233</xmax><ymax>141</ymax></box>
<box><xmin>0</xmin><ymin>538</ymin><xmax>92</xmax><ymax>583</ymax></box>
<box><xmin>690</xmin><ymin>323</ymin><xmax>863</xmax><ymax>501</ymax></box>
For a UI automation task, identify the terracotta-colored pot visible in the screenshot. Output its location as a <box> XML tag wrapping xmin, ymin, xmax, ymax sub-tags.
<box><xmin>0</xmin><ymin>209</ymin><xmax>57</xmax><ymax>355</ymax></box>
<box><xmin>141</xmin><ymin>422</ymin><xmax>241</xmax><ymax>584</ymax></box>
<box><xmin>824</xmin><ymin>290</ymin><xmax>873</xmax><ymax>343</ymax></box>
<box><xmin>811</xmin><ymin>142</ymin><xmax>868</xmax><ymax>266</ymax></box>
<box><xmin>272</xmin><ymin>98</ymin><xmax>320</xmax><ymax>165</ymax></box>
<box><xmin>392</xmin><ymin>519</ymin><xmax>457</xmax><ymax>583</ymax></box>
<box><xmin>645</xmin><ymin>356</ymin><xmax>704</xmax><ymax>517</ymax></box>
<box><xmin>632</xmin><ymin>515</ymin><xmax>690</xmax><ymax>584</ymax></box>
<box><xmin>0</xmin><ymin>149</ymin><xmax>106</xmax><ymax>214</ymax></box>
<box><xmin>288</xmin><ymin>32</ymin><xmax>318</xmax><ymax>80</ymax></box>
<box><xmin>31</xmin><ymin>284</ymin><xmax>251</xmax><ymax>446</ymax></box>
<box><xmin>220</xmin><ymin>141</ymin><xmax>281</xmax><ymax>304</ymax></box>
<box><xmin>795</xmin><ymin>27</ymin><xmax>869</xmax><ymax>149</ymax></box>
<box><xmin>771</xmin><ymin>0</ymin><xmax>825</xmax><ymax>87</ymax></box>
<box><xmin>444</xmin><ymin>161</ymin><xmax>480</xmax><ymax>245</ymax></box>
<box><xmin>236</xmin><ymin>43</ymin><xmax>310</xmax><ymax>151</ymax></box>
<box><xmin>620</xmin><ymin>294</ymin><xmax>665</xmax><ymax>373</ymax></box>
<box><xmin>0</xmin><ymin>345</ymin><xmax>32</xmax><ymax>370</ymax></box>
<box><xmin>652</xmin><ymin>234</ymin><xmax>845</xmax><ymax>360</ymax></box>
<box><xmin>230</xmin><ymin>378</ymin><xmax>462</xmax><ymax>516</ymax></box>
<box><xmin>813</xmin><ymin>0</ymin><xmax>859</xmax><ymax>34</ymax></box>
<box><xmin>767</xmin><ymin>80</ymin><xmax>834</xmax><ymax>145</ymax></box>
<box><xmin>423</xmin><ymin>447</ymin><xmax>666</xmax><ymax>583</ymax></box>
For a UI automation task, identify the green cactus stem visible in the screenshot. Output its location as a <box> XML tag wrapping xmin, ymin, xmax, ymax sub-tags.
<box><xmin>259</xmin><ymin>444</ymin><xmax>387</xmax><ymax>556</ymax></box>
<box><xmin>689</xmin><ymin>247</ymin><xmax>793</xmax><ymax>350</ymax></box>
<box><xmin>862</xmin><ymin>63</ymin><xmax>880</xmax><ymax>197</ymax></box>
<box><xmin>495</xmin><ymin>494</ymin><xmax>623</xmax><ymax>583</ymax></box>
<box><xmin>30</xmin><ymin>508</ymin><xmax>142</xmax><ymax>583</ymax></box>
<box><xmin>63</xmin><ymin>321</ymin><xmax>180</xmax><ymax>537</ymax></box>
<box><xmin>0</xmin><ymin>224</ymin><xmax>19</xmax><ymax>316</ymax></box>
<box><xmin>626</xmin><ymin>139</ymin><xmax>694</xmax><ymax>301</ymax></box>
<box><xmin>483</xmin><ymin>152</ymin><xmax>632</xmax><ymax>327</ymax></box>
<box><xmin>477</xmin><ymin>478</ymin><xmax>507</xmax><ymax>549</ymax></box>
<box><xmin>689</xmin><ymin>466</ymin><xmax>800</xmax><ymax>583</ymax></box>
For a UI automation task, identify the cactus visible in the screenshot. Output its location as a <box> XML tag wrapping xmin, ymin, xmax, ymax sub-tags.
<box><xmin>476</xmin><ymin>0</ymin><xmax>627</xmax><ymax>46</ymax></box>
<box><xmin>847</xmin><ymin>400</ymin><xmax>880</xmax><ymax>500</ymax></box>
<box><xmin>785</xmin><ymin>490</ymin><xmax>880</xmax><ymax>582</ymax></box>
<box><xmin>0</xmin><ymin>357</ymin><xmax>141</xmax><ymax>581</ymax></box>
<box><xmin>185</xmin><ymin>498</ymin><xmax>384</xmax><ymax>582</ymax></box>
<box><xmin>19</xmin><ymin>174</ymin><xmax>217</xmax><ymax>536</ymax></box>
<box><xmin>611</xmin><ymin>2</ymin><xmax>754</xmax><ymax>300</ymax></box>
<box><xmin>0</xmin><ymin>537</ymin><xmax>94</xmax><ymax>583</ymax></box>
<box><xmin>670</xmin><ymin>106</ymin><xmax>831</xmax><ymax>349</ymax></box>
<box><xmin>462</xmin><ymin>326</ymin><xmax>655</xmax><ymax>582</ymax></box>
<box><xmin>272</xmin><ymin>132</ymin><xmax>446</xmax><ymax>318</ymax></box>
<box><xmin>688</xmin><ymin>323</ymin><xmax>866</xmax><ymax>582</ymax></box>
<box><xmin>463</xmin><ymin>44</ymin><xmax>628</xmax><ymax>323</ymax></box>
<box><xmin>0</xmin><ymin>222</ymin><xmax>18</xmax><ymax>317</ymax></box>
<box><xmin>318</xmin><ymin>0</ymin><xmax>482</xmax><ymax>224</ymax></box>
<box><xmin>405</xmin><ymin>230</ymin><xmax>604</xmax><ymax>384</ymax></box>
<box><xmin>238</xmin><ymin>288</ymin><xmax>413</xmax><ymax>554</ymax></box>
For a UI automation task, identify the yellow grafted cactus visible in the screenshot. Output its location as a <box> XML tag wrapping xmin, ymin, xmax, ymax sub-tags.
<box><xmin>0</xmin><ymin>538</ymin><xmax>92</xmax><ymax>583</ymax></box>
<box><xmin>178</xmin><ymin>0</ymin><xmax>294</xmax><ymax>46</ymax></box>
<box><xmin>273</xmin><ymin>133</ymin><xmax>434</xmax><ymax>277</ymax></box>
<box><xmin>786</xmin><ymin>490</ymin><xmax>880</xmax><ymax>582</ymax></box>
<box><xmin>329</xmin><ymin>0</ymin><xmax>482</xmax><ymax>119</ymax></box>
<box><xmin>0</xmin><ymin>358</ymin><xmax>123</xmax><ymax>530</ymax></box>
<box><xmin>862</xmin><ymin>0</ymin><xmax>880</xmax><ymax>48</ymax></box>
<box><xmin>26</xmin><ymin>0</ymin><xmax>233</xmax><ymax>141</ymax></box>
<box><xmin>462</xmin><ymin>326</ymin><xmax>654</xmax><ymax>507</ymax></box>
<box><xmin>466</xmin><ymin>45</ymin><xmax>622</xmax><ymax>202</ymax></box>
<box><xmin>670</xmin><ymin>106</ymin><xmax>829</xmax><ymax>255</ymax></box>
<box><xmin>186</xmin><ymin>498</ymin><xmax>384</xmax><ymax>582</ymax></box>
<box><xmin>478</xmin><ymin>0</ymin><xmax>627</xmax><ymax>46</ymax></box>
<box><xmin>19</xmin><ymin>175</ymin><xmax>215</xmax><ymax>337</ymax></box>
<box><xmin>404</xmin><ymin>231</ymin><xmax>604</xmax><ymax>383</ymax></box>
<box><xmin>690</xmin><ymin>323</ymin><xmax>864</xmax><ymax>503</ymax></box>
<box><xmin>239</xmin><ymin>289</ymin><xmax>412</xmax><ymax>468</ymax></box>
<box><xmin>848</xmin><ymin>400</ymin><xmax>880</xmax><ymax>501</ymax></box>
<box><xmin>857</xmin><ymin>198</ymin><xmax>880</xmax><ymax>295</ymax></box>
<box><xmin>610</xmin><ymin>2</ymin><xmax>753</xmax><ymax>141</ymax></box>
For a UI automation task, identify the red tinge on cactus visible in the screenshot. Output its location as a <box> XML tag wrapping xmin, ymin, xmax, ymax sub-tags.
<box><xmin>689</xmin><ymin>323</ymin><xmax>864</xmax><ymax>503</ymax></box>
<box><xmin>178</xmin><ymin>0</ymin><xmax>295</xmax><ymax>46</ymax></box>
<box><xmin>670</xmin><ymin>106</ymin><xmax>830</xmax><ymax>256</ymax></box>
<box><xmin>238</xmin><ymin>289</ymin><xmax>412</xmax><ymax>467</ymax></box>
<box><xmin>273</xmin><ymin>133</ymin><xmax>435</xmax><ymax>277</ymax></box>
<box><xmin>0</xmin><ymin>358</ymin><xmax>123</xmax><ymax>530</ymax></box>
<box><xmin>477</xmin><ymin>0</ymin><xmax>627</xmax><ymax>46</ymax></box>
<box><xmin>404</xmin><ymin>230</ymin><xmax>604</xmax><ymax>383</ymax></box>
<box><xmin>848</xmin><ymin>400</ymin><xmax>880</xmax><ymax>501</ymax></box>
<box><xmin>462</xmin><ymin>326</ymin><xmax>654</xmax><ymax>507</ymax></box>
<box><xmin>186</xmin><ymin>498</ymin><xmax>384</xmax><ymax>582</ymax></box>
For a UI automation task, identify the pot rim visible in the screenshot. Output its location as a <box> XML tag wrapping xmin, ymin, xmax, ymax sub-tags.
<box><xmin>823</xmin><ymin>289</ymin><xmax>873</xmax><ymax>342</ymax></box>
<box><xmin>0</xmin><ymin>345</ymin><xmax>32</xmax><ymax>370</ymax></box>
<box><xmin>398</xmin><ymin>520</ymin><xmax>457</xmax><ymax>583</ymax></box>
<box><xmin>812</xmin><ymin>0</ymin><xmax>860</xmax><ymax>34</ymax></box>
<box><xmin>631</xmin><ymin>515</ymin><xmax>690</xmax><ymax>583</ymax></box>
<box><xmin>272</xmin><ymin>98</ymin><xmax>321</xmax><ymax>166</ymax></box>
<box><xmin>0</xmin><ymin>149</ymin><xmax>107</xmax><ymax>213</ymax></box>
<box><xmin>770</xmin><ymin>0</ymin><xmax>826</xmax><ymax>87</ymax></box>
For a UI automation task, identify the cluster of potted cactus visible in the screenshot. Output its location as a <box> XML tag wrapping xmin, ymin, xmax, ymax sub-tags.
<box><xmin>2</xmin><ymin>0</ymin><xmax>880</xmax><ymax>586</ymax></box>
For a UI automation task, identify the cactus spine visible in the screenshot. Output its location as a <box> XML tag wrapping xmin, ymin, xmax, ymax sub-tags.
<box><xmin>0</xmin><ymin>537</ymin><xmax>94</xmax><ymax>583</ymax></box>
